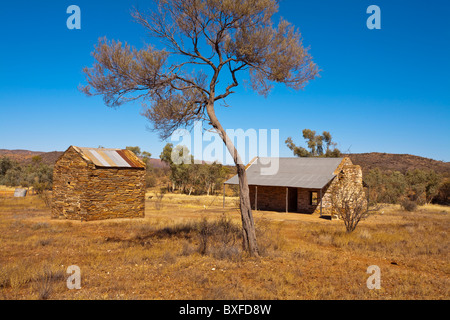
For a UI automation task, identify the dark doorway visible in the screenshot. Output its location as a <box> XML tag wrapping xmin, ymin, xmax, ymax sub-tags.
<box><xmin>288</xmin><ymin>187</ymin><xmax>298</xmax><ymax>212</ymax></box>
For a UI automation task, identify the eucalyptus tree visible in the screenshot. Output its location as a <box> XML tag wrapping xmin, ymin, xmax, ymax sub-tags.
<box><xmin>81</xmin><ymin>0</ymin><xmax>318</xmax><ymax>256</ymax></box>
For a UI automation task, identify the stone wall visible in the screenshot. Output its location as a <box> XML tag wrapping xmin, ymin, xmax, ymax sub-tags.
<box><xmin>52</xmin><ymin>147</ymin><xmax>89</xmax><ymax>219</ymax></box>
<box><xmin>83</xmin><ymin>167</ymin><xmax>145</xmax><ymax>220</ymax></box>
<box><xmin>52</xmin><ymin>146</ymin><xmax>145</xmax><ymax>221</ymax></box>
<box><xmin>320</xmin><ymin>162</ymin><xmax>365</xmax><ymax>215</ymax></box>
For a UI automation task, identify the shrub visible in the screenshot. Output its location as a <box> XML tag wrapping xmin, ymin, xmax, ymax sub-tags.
<box><xmin>154</xmin><ymin>189</ymin><xmax>165</xmax><ymax>210</ymax></box>
<box><xmin>145</xmin><ymin>174</ymin><xmax>157</xmax><ymax>188</ymax></box>
<box><xmin>401</xmin><ymin>199</ymin><xmax>418</xmax><ymax>212</ymax></box>
<box><xmin>432</xmin><ymin>180</ymin><xmax>450</xmax><ymax>205</ymax></box>
<box><xmin>197</xmin><ymin>215</ymin><xmax>241</xmax><ymax>258</ymax></box>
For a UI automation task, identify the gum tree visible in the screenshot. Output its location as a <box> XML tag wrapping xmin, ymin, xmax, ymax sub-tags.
<box><xmin>80</xmin><ymin>0</ymin><xmax>318</xmax><ymax>256</ymax></box>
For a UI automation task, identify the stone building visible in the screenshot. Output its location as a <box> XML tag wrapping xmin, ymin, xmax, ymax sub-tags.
<box><xmin>52</xmin><ymin>146</ymin><xmax>145</xmax><ymax>221</ymax></box>
<box><xmin>224</xmin><ymin>157</ymin><xmax>364</xmax><ymax>215</ymax></box>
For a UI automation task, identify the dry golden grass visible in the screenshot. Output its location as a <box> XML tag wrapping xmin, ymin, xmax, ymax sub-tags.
<box><xmin>0</xmin><ymin>192</ymin><xmax>448</xmax><ymax>300</ymax></box>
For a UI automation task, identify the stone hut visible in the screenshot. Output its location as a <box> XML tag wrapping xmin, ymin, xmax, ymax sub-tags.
<box><xmin>224</xmin><ymin>157</ymin><xmax>364</xmax><ymax>215</ymax></box>
<box><xmin>52</xmin><ymin>146</ymin><xmax>146</xmax><ymax>221</ymax></box>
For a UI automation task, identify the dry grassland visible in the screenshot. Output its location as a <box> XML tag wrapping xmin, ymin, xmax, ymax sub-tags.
<box><xmin>0</xmin><ymin>191</ymin><xmax>448</xmax><ymax>300</ymax></box>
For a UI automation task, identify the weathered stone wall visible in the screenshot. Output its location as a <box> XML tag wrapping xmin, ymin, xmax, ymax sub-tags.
<box><xmin>316</xmin><ymin>182</ymin><xmax>334</xmax><ymax>214</ymax></box>
<box><xmin>52</xmin><ymin>146</ymin><xmax>145</xmax><ymax>221</ymax></box>
<box><xmin>52</xmin><ymin>147</ymin><xmax>89</xmax><ymax>219</ymax></box>
<box><xmin>83</xmin><ymin>167</ymin><xmax>145</xmax><ymax>220</ymax></box>
<box><xmin>320</xmin><ymin>162</ymin><xmax>365</xmax><ymax>215</ymax></box>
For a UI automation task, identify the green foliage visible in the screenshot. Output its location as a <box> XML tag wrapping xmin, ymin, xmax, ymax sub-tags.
<box><xmin>432</xmin><ymin>180</ymin><xmax>450</xmax><ymax>205</ymax></box>
<box><xmin>400</xmin><ymin>199</ymin><xmax>418</xmax><ymax>212</ymax></box>
<box><xmin>126</xmin><ymin>146</ymin><xmax>142</xmax><ymax>156</ymax></box>
<box><xmin>405</xmin><ymin>169</ymin><xmax>441</xmax><ymax>204</ymax></box>
<box><xmin>126</xmin><ymin>146</ymin><xmax>152</xmax><ymax>165</ymax></box>
<box><xmin>0</xmin><ymin>157</ymin><xmax>15</xmax><ymax>176</ymax></box>
<box><xmin>286</xmin><ymin>129</ymin><xmax>341</xmax><ymax>157</ymax></box>
<box><xmin>365</xmin><ymin>168</ymin><xmax>443</xmax><ymax>206</ymax></box>
<box><xmin>0</xmin><ymin>157</ymin><xmax>53</xmax><ymax>193</ymax></box>
<box><xmin>159</xmin><ymin>143</ymin><xmax>229</xmax><ymax>195</ymax></box>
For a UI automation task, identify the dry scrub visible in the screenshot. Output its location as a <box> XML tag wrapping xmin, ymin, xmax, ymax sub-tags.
<box><xmin>0</xmin><ymin>194</ymin><xmax>448</xmax><ymax>299</ymax></box>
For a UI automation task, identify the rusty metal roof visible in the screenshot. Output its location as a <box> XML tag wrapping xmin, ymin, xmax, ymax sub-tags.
<box><xmin>224</xmin><ymin>157</ymin><xmax>344</xmax><ymax>189</ymax></box>
<box><xmin>73</xmin><ymin>146</ymin><xmax>145</xmax><ymax>168</ymax></box>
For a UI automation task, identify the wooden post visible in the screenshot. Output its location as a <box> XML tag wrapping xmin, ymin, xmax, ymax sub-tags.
<box><xmin>320</xmin><ymin>188</ymin><xmax>323</xmax><ymax>216</ymax></box>
<box><xmin>286</xmin><ymin>187</ymin><xmax>288</xmax><ymax>213</ymax></box>
<box><xmin>255</xmin><ymin>185</ymin><xmax>258</xmax><ymax>211</ymax></box>
<box><xmin>223</xmin><ymin>183</ymin><xmax>225</xmax><ymax>209</ymax></box>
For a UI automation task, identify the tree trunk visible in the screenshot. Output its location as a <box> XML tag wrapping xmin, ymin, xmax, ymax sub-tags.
<box><xmin>236</xmin><ymin>163</ymin><xmax>259</xmax><ymax>256</ymax></box>
<box><xmin>206</xmin><ymin>103</ymin><xmax>259</xmax><ymax>257</ymax></box>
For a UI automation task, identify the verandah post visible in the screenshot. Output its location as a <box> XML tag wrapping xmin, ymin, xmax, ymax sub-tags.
<box><xmin>255</xmin><ymin>186</ymin><xmax>258</xmax><ymax>211</ymax></box>
<box><xmin>286</xmin><ymin>187</ymin><xmax>288</xmax><ymax>213</ymax></box>
<box><xmin>320</xmin><ymin>188</ymin><xmax>323</xmax><ymax>216</ymax></box>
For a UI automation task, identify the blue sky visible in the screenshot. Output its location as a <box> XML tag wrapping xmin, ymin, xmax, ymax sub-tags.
<box><xmin>0</xmin><ymin>0</ymin><xmax>449</xmax><ymax>163</ymax></box>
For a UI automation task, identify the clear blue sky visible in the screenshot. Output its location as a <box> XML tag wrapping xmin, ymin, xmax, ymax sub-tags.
<box><xmin>0</xmin><ymin>0</ymin><xmax>449</xmax><ymax>162</ymax></box>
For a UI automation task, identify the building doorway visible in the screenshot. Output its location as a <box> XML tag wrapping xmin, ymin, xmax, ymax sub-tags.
<box><xmin>288</xmin><ymin>187</ymin><xmax>298</xmax><ymax>212</ymax></box>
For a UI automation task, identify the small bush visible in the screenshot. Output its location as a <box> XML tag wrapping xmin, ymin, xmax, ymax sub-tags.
<box><xmin>39</xmin><ymin>191</ymin><xmax>52</xmax><ymax>208</ymax></box>
<box><xmin>401</xmin><ymin>199</ymin><xmax>418</xmax><ymax>212</ymax></box>
<box><xmin>31</xmin><ymin>222</ymin><xmax>50</xmax><ymax>230</ymax></box>
<box><xmin>197</xmin><ymin>215</ymin><xmax>242</xmax><ymax>257</ymax></box>
<box><xmin>33</xmin><ymin>265</ymin><xmax>65</xmax><ymax>300</ymax></box>
<box><xmin>145</xmin><ymin>174</ymin><xmax>157</xmax><ymax>188</ymax></box>
<box><xmin>154</xmin><ymin>191</ymin><xmax>165</xmax><ymax>210</ymax></box>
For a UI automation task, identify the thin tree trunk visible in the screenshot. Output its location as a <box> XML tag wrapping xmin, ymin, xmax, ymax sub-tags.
<box><xmin>206</xmin><ymin>103</ymin><xmax>259</xmax><ymax>257</ymax></box>
<box><xmin>236</xmin><ymin>163</ymin><xmax>258</xmax><ymax>255</ymax></box>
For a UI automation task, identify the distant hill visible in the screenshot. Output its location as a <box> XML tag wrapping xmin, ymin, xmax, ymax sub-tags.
<box><xmin>347</xmin><ymin>153</ymin><xmax>450</xmax><ymax>178</ymax></box>
<box><xmin>0</xmin><ymin>149</ymin><xmax>63</xmax><ymax>165</ymax></box>
<box><xmin>0</xmin><ymin>149</ymin><xmax>169</xmax><ymax>169</ymax></box>
<box><xmin>1</xmin><ymin>149</ymin><xmax>448</xmax><ymax>177</ymax></box>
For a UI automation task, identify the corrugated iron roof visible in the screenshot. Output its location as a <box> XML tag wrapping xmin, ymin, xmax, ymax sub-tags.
<box><xmin>224</xmin><ymin>157</ymin><xmax>344</xmax><ymax>189</ymax></box>
<box><xmin>73</xmin><ymin>146</ymin><xmax>145</xmax><ymax>168</ymax></box>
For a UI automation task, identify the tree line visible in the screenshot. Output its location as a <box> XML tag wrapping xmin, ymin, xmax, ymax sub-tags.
<box><xmin>158</xmin><ymin>143</ymin><xmax>231</xmax><ymax>196</ymax></box>
<box><xmin>364</xmin><ymin>167</ymin><xmax>448</xmax><ymax>208</ymax></box>
<box><xmin>286</xmin><ymin>129</ymin><xmax>341</xmax><ymax>157</ymax></box>
<box><xmin>0</xmin><ymin>156</ymin><xmax>53</xmax><ymax>193</ymax></box>
<box><xmin>127</xmin><ymin>144</ymin><xmax>233</xmax><ymax>196</ymax></box>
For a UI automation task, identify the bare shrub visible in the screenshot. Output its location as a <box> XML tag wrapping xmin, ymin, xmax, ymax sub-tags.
<box><xmin>33</xmin><ymin>265</ymin><xmax>65</xmax><ymax>300</ymax></box>
<box><xmin>330</xmin><ymin>176</ymin><xmax>375</xmax><ymax>233</ymax></box>
<box><xmin>154</xmin><ymin>189</ymin><xmax>165</xmax><ymax>210</ymax></box>
<box><xmin>180</xmin><ymin>240</ymin><xmax>196</xmax><ymax>256</ymax></box>
<box><xmin>196</xmin><ymin>215</ymin><xmax>242</xmax><ymax>259</ymax></box>
<box><xmin>35</xmin><ymin>274</ymin><xmax>52</xmax><ymax>300</ymax></box>
<box><xmin>211</xmin><ymin>245</ymin><xmax>241</xmax><ymax>262</ymax></box>
<box><xmin>128</xmin><ymin>214</ymin><xmax>243</xmax><ymax>260</ymax></box>
<box><xmin>39</xmin><ymin>191</ymin><xmax>52</xmax><ymax>208</ymax></box>
<box><xmin>255</xmin><ymin>218</ymin><xmax>286</xmax><ymax>256</ymax></box>
<box><xmin>197</xmin><ymin>217</ymin><xmax>210</xmax><ymax>255</ymax></box>
<box><xmin>36</xmin><ymin>238</ymin><xmax>52</xmax><ymax>247</ymax></box>
<box><xmin>31</xmin><ymin>222</ymin><xmax>50</xmax><ymax>230</ymax></box>
<box><xmin>401</xmin><ymin>198</ymin><xmax>418</xmax><ymax>212</ymax></box>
